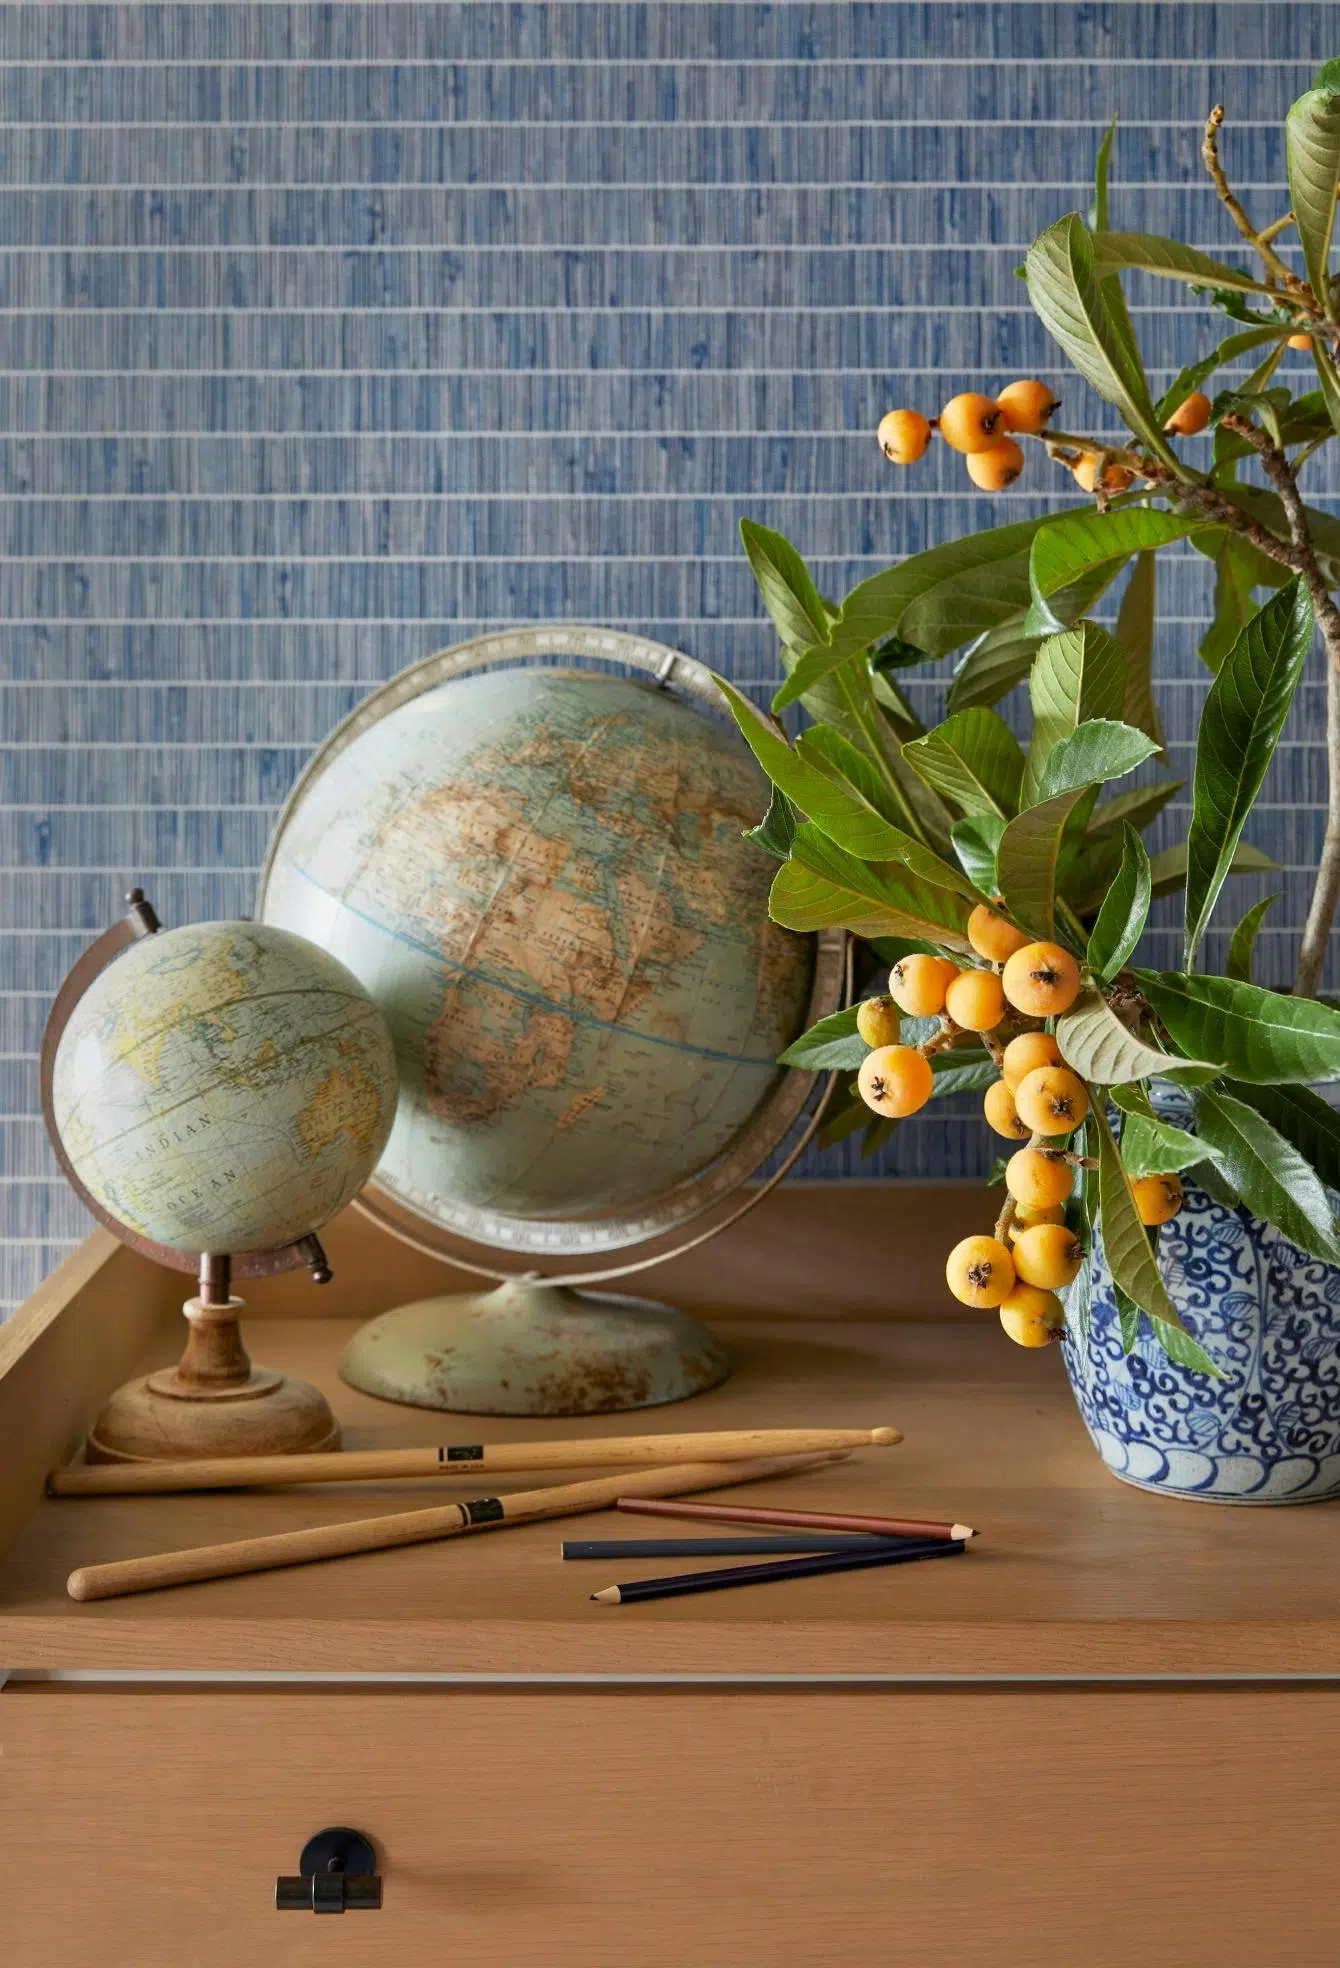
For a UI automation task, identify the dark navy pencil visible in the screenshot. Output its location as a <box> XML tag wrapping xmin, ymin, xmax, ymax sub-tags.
<box><xmin>590</xmin><ymin>1536</ymin><xmax>967</xmax><ymax>1603</ymax></box>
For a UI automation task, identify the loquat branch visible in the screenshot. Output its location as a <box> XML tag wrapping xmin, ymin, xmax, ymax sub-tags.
<box><xmin>1202</xmin><ymin>106</ymin><xmax>1312</xmax><ymax>299</ymax></box>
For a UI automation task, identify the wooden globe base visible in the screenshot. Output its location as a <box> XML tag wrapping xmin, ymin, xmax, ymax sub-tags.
<box><xmin>339</xmin><ymin>1279</ymin><xmax>731</xmax><ymax>1417</ymax></box>
<box><xmin>86</xmin><ymin>1292</ymin><xmax>340</xmax><ymax>1465</ymax></box>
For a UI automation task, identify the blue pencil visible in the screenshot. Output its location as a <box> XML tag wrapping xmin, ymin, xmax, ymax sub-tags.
<box><xmin>591</xmin><ymin>1536</ymin><xmax>968</xmax><ymax>1603</ymax></box>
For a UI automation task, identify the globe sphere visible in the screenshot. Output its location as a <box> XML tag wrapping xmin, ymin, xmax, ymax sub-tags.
<box><xmin>260</xmin><ymin>665</ymin><xmax>814</xmax><ymax>1228</ymax></box>
<box><xmin>50</xmin><ymin>921</ymin><xmax>399</xmax><ymax>1255</ymax></box>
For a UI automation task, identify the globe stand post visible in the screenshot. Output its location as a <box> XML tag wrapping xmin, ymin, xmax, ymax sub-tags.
<box><xmin>339</xmin><ymin>1275</ymin><xmax>730</xmax><ymax>1418</ymax></box>
<box><xmin>86</xmin><ymin>1247</ymin><xmax>342</xmax><ymax>1465</ymax></box>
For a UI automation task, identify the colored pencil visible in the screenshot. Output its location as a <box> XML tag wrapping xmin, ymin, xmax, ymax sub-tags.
<box><xmin>64</xmin><ymin>1450</ymin><xmax>847</xmax><ymax>1602</ymax></box>
<box><xmin>48</xmin><ymin>1425</ymin><xmax>900</xmax><ymax>1497</ymax></box>
<box><xmin>564</xmin><ymin>1534</ymin><xmax>915</xmax><ymax>1558</ymax></box>
<box><xmin>591</xmin><ymin>1537</ymin><xmax>967</xmax><ymax>1604</ymax></box>
<box><xmin>615</xmin><ymin>1497</ymin><xmax>975</xmax><ymax>1541</ymax></box>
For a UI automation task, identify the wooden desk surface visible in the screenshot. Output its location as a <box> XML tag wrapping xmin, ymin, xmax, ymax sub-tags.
<box><xmin>2</xmin><ymin>1309</ymin><xmax>1337</xmax><ymax>1678</ymax></box>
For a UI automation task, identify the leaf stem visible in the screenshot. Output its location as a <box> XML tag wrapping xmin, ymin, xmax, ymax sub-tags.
<box><xmin>1202</xmin><ymin>106</ymin><xmax>1313</xmax><ymax>300</ymax></box>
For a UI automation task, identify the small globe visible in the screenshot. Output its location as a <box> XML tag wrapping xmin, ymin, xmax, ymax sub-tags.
<box><xmin>50</xmin><ymin>920</ymin><xmax>399</xmax><ymax>1255</ymax></box>
<box><xmin>259</xmin><ymin>655</ymin><xmax>816</xmax><ymax>1237</ymax></box>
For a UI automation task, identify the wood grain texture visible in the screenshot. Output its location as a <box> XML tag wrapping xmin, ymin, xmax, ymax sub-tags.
<box><xmin>4</xmin><ymin>1685</ymin><xmax>1339</xmax><ymax>1968</ymax></box>
<box><xmin>4</xmin><ymin>1296</ymin><xmax>1340</xmax><ymax>1674</ymax></box>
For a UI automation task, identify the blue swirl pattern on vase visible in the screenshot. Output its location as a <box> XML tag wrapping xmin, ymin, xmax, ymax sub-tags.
<box><xmin>1062</xmin><ymin>1091</ymin><xmax>1340</xmax><ymax>1503</ymax></box>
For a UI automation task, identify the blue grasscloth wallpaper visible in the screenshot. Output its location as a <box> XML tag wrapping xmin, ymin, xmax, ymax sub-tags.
<box><xmin>3</xmin><ymin>3</ymin><xmax>1340</xmax><ymax>1315</ymax></box>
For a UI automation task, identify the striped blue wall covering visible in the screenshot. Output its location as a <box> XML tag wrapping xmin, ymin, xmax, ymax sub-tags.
<box><xmin>4</xmin><ymin>2</ymin><xmax>1340</xmax><ymax>1316</ymax></box>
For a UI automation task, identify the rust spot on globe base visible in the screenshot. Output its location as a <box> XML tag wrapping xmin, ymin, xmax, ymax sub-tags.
<box><xmin>338</xmin><ymin>1280</ymin><xmax>731</xmax><ymax>1418</ymax></box>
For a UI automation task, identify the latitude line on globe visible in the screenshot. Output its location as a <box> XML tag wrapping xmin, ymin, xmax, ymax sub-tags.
<box><xmin>277</xmin><ymin>851</ymin><xmax>789</xmax><ymax>1070</ymax></box>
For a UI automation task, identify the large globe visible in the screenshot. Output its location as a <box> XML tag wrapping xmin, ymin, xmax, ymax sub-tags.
<box><xmin>259</xmin><ymin>661</ymin><xmax>815</xmax><ymax>1230</ymax></box>
<box><xmin>50</xmin><ymin>921</ymin><xmax>399</xmax><ymax>1255</ymax></box>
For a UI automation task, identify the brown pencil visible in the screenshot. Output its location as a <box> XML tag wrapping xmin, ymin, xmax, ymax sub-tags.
<box><xmin>615</xmin><ymin>1497</ymin><xmax>976</xmax><ymax>1541</ymax></box>
<box><xmin>64</xmin><ymin>1450</ymin><xmax>848</xmax><ymax>1602</ymax></box>
<box><xmin>48</xmin><ymin>1425</ymin><xmax>900</xmax><ymax>1497</ymax></box>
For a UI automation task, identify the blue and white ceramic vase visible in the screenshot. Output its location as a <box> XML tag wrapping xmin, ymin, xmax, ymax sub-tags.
<box><xmin>1062</xmin><ymin>1088</ymin><xmax>1340</xmax><ymax>1504</ymax></box>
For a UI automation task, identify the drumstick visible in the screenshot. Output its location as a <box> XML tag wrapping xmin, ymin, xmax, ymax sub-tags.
<box><xmin>48</xmin><ymin>1426</ymin><xmax>899</xmax><ymax>1498</ymax></box>
<box><xmin>65</xmin><ymin>1450</ymin><xmax>849</xmax><ymax>1602</ymax></box>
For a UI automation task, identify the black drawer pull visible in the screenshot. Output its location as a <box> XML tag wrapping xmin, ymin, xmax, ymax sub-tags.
<box><xmin>276</xmin><ymin>1826</ymin><xmax>382</xmax><ymax>1913</ymax></box>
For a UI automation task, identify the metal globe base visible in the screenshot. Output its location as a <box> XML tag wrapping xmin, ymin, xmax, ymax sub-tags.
<box><xmin>339</xmin><ymin>1278</ymin><xmax>731</xmax><ymax>1417</ymax></box>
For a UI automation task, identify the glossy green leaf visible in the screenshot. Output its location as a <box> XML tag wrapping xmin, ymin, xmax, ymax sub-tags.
<box><xmin>1136</xmin><ymin>968</ymin><xmax>1340</xmax><ymax>1084</ymax></box>
<box><xmin>950</xmin><ymin>815</ymin><xmax>1005</xmax><ymax>893</ymax></box>
<box><xmin>744</xmin><ymin>784</ymin><xmax>797</xmax><ymax>860</ymax></box>
<box><xmin>1034</xmin><ymin>719</ymin><xmax>1159</xmax><ymax>805</ymax></box>
<box><xmin>1089</xmin><ymin>114</ymin><xmax>1116</xmax><ymax>231</ymax></box>
<box><xmin>1091</xmin><ymin>230</ymin><xmax>1272</xmax><ymax>295</ymax></box>
<box><xmin>927</xmin><ymin>1054</ymin><xmax>999</xmax><ymax>1098</ymax></box>
<box><xmin>1226</xmin><ymin>892</ymin><xmax>1280</xmax><ymax>984</ymax></box>
<box><xmin>777</xmin><ymin>1005</ymin><xmax>867</xmax><ymax>1071</ymax></box>
<box><xmin>1094</xmin><ymin>1106</ymin><xmax>1188</xmax><ymax>1331</ymax></box>
<box><xmin>1023</xmin><ymin>621</ymin><xmax>1126</xmax><ymax>804</ymax></box>
<box><xmin>1086</xmin><ymin>777</ymin><xmax>1185</xmax><ymax>840</ymax></box>
<box><xmin>1025</xmin><ymin>213</ymin><xmax>1181</xmax><ymax>467</ymax></box>
<box><xmin>1197</xmin><ymin>532</ymin><xmax>1273</xmax><ymax>674</ymax></box>
<box><xmin>770</xmin><ymin>825</ymin><xmax>975</xmax><ymax>948</ymax></box>
<box><xmin>996</xmin><ymin>787</ymin><xmax>1091</xmax><ymax>940</ymax></box>
<box><xmin>740</xmin><ymin>519</ymin><xmax>830</xmax><ymax>653</ymax></box>
<box><xmin>1184</xmin><ymin>578</ymin><xmax>1314</xmax><ymax>967</ymax></box>
<box><xmin>1148</xmin><ymin>1313</ymin><xmax>1220</xmax><ymax>1378</ymax></box>
<box><xmin>1309</xmin><ymin>334</ymin><xmax>1340</xmax><ymax>440</ymax></box>
<box><xmin>796</xmin><ymin>724</ymin><xmax>908</xmax><ymax>827</ymax></box>
<box><xmin>1057</xmin><ymin>984</ymin><xmax>1216</xmax><ymax>1084</ymax></box>
<box><xmin>1153</xmin><ymin>326</ymin><xmax>1291</xmax><ymax>425</ymax></box>
<box><xmin>1118</xmin><ymin>1110</ymin><xmax>1207</xmax><ymax>1180</ymax></box>
<box><xmin>1223</xmin><ymin>1080</ymin><xmax>1340</xmax><ymax>1192</ymax></box>
<box><xmin>1087</xmin><ymin>825</ymin><xmax>1152</xmax><ymax>981</ymax></box>
<box><xmin>1193</xmin><ymin>1086</ymin><xmax>1340</xmax><ymax>1264</ymax></box>
<box><xmin>817</xmin><ymin>516</ymin><xmax>1055</xmax><ymax>679</ymax></box>
<box><xmin>1114</xmin><ymin>551</ymin><xmax>1165</xmax><ymax>754</ymax></box>
<box><xmin>1148</xmin><ymin>839</ymin><xmax>1275</xmax><ymax>900</ymax></box>
<box><xmin>1025</xmin><ymin>508</ymin><xmax>1205</xmax><ymax>634</ymax></box>
<box><xmin>1286</xmin><ymin>86</ymin><xmax>1340</xmax><ymax>316</ymax></box>
<box><xmin>947</xmin><ymin>623</ymin><xmax>1043</xmax><ymax>713</ymax></box>
<box><xmin>1215</xmin><ymin>484</ymin><xmax>1340</xmax><ymax>582</ymax></box>
<box><xmin>901</xmin><ymin>708</ymin><xmax>1025</xmax><ymax>820</ymax></box>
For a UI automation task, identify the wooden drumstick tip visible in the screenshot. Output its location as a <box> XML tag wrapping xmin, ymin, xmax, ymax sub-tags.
<box><xmin>66</xmin><ymin>1567</ymin><xmax>97</xmax><ymax>1602</ymax></box>
<box><xmin>870</xmin><ymin>1427</ymin><xmax>900</xmax><ymax>1446</ymax></box>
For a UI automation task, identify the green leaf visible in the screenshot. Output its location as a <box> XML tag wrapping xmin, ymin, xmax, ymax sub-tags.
<box><xmin>1023</xmin><ymin>621</ymin><xmax>1126</xmax><ymax>804</ymax></box>
<box><xmin>818</xmin><ymin>1077</ymin><xmax>871</xmax><ymax>1150</ymax></box>
<box><xmin>819</xmin><ymin>516</ymin><xmax>1053</xmax><ymax>677</ymax></box>
<box><xmin>859</xmin><ymin>1115</ymin><xmax>900</xmax><ymax>1159</ymax></box>
<box><xmin>1309</xmin><ymin>334</ymin><xmax>1340</xmax><ymax>441</ymax></box>
<box><xmin>866</xmin><ymin>935</ymin><xmax>942</xmax><ymax>965</ymax></box>
<box><xmin>1088</xmin><ymin>113</ymin><xmax>1116</xmax><ymax>231</ymax></box>
<box><xmin>1153</xmin><ymin>326</ymin><xmax>1291</xmax><ymax>425</ymax></box>
<box><xmin>1086</xmin><ymin>825</ymin><xmax>1152</xmax><ymax>981</ymax></box>
<box><xmin>947</xmin><ymin>623</ymin><xmax>1043</xmax><ymax>713</ymax></box>
<box><xmin>1136</xmin><ymin>969</ymin><xmax>1340</xmax><ymax>1084</ymax></box>
<box><xmin>740</xmin><ymin>519</ymin><xmax>831</xmax><ymax>654</ymax></box>
<box><xmin>717</xmin><ymin>681</ymin><xmax>979</xmax><ymax>891</ymax></box>
<box><xmin>1024</xmin><ymin>508</ymin><xmax>1205</xmax><ymax>634</ymax></box>
<box><xmin>1086</xmin><ymin>777</ymin><xmax>1185</xmax><ymax>841</ymax></box>
<box><xmin>1118</xmin><ymin>1110</ymin><xmax>1206</xmax><ymax>1180</ymax></box>
<box><xmin>1094</xmin><ymin>1106</ymin><xmax>1188</xmax><ymax>1330</ymax></box>
<box><xmin>1224</xmin><ymin>1080</ymin><xmax>1340</xmax><ymax>1192</ymax></box>
<box><xmin>950</xmin><ymin>815</ymin><xmax>1005</xmax><ymax>893</ymax></box>
<box><xmin>996</xmin><ymin>787</ymin><xmax>1091</xmax><ymax>941</ymax></box>
<box><xmin>770</xmin><ymin>825</ymin><xmax>975</xmax><ymax>948</ymax></box>
<box><xmin>744</xmin><ymin>784</ymin><xmax>797</xmax><ymax>860</ymax></box>
<box><xmin>927</xmin><ymin>1055</ymin><xmax>999</xmax><ymax>1098</ymax></box>
<box><xmin>1057</xmin><ymin>984</ymin><xmax>1217</xmax><ymax>1084</ymax></box>
<box><xmin>1184</xmin><ymin>577</ymin><xmax>1314</xmax><ymax>966</ymax></box>
<box><xmin>901</xmin><ymin>708</ymin><xmax>1025</xmax><ymax>820</ymax></box>
<box><xmin>777</xmin><ymin>1005</ymin><xmax>868</xmax><ymax>1071</ymax></box>
<box><xmin>1034</xmin><ymin>720</ymin><xmax>1159</xmax><ymax>804</ymax></box>
<box><xmin>1025</xmin><ymin>213</ymin><xmax>1181</xmax><ymax>468</ymax></box>
<box><xmin>796</xmin><ymin>724</ymin><xmax>909</xmax><ymax>828</ymax></box>
<box><xmin>1148</xmin><ymin>839</ymin><xmax>1275</xmax><ymax>901</ymax></box>
<box><xmin>1193</xmin><ymin>1086</ymin><xmax>1340</xmax><ymax>1264</ymax></box>
<box><xmin>1114</xmin><ymin>551</ymin><xmax>1165</xmax><ymax>754</ymax></box>
<box><xmin>1286</xmin><ymin>86</ymin><xmax>1340</xmax><ymax>317</ymax></box>
<box><xmin>1226</xmin><ymin>892</ymin><xmax>1280</xmax><ymax>983</ymax></box>
<box><xmin>1215</xmin><ymin>483</ymin><xmax>1340</xmax><ymax>582</ymax></box>
<box><xmin>1198</xmin><ymin>532</ymin><xmax>1273</xmax><ymax>674</ymax></box>
<box><xmin>1091</xmin><ymin>231</ymin><xmax>1272</xmax><ymax>295</ymax></box>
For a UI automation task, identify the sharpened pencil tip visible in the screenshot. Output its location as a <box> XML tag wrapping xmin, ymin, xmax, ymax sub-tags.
<box><xmin>870</xmin><ymin>1427</ymin><xmax>900</xmax><ymax>1446</ymax></box>
<box><xmin>591</xmin><ymin>1586</ymin><xmax>621</xmax><ymax>1604</ymax></box>
<box><xmin>952</xmin><ymin>1525</ymin><xmax>977</xmax><ymax>1542</ymax></box>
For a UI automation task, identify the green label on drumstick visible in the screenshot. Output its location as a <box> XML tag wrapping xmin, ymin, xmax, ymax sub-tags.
<box><xmin>461</xmin><ymin>1497</ymin><xmax>505</xmax><ymax>1524</ymax></box>
<box><xmin>441</xmin><ymin>1445</ymin><xmax>485</xmax><ymax>1462</ymax></box>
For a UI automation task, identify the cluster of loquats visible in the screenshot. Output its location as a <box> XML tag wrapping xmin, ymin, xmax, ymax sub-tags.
<box><xmin>877</xmin><ymin>378</ymin><xmax>1218</xmax><ymax>501</ymax></box>
<box><xmin>852</xmin><ymin>906</ymin><xmax>1185</xmax><ymax>1352</ymax></box>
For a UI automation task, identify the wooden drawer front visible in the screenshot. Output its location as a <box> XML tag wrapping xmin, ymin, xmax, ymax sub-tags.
<box><xmin>4</xmin><ymin>1686</ymin><xmax>1338</xmax><ymax>1968</ymax></box>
